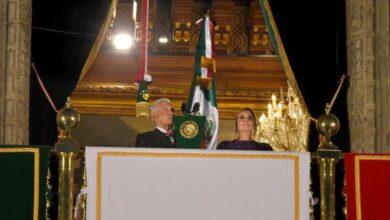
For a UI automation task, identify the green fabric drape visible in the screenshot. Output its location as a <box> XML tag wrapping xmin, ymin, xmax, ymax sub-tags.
<box><xmin>0</xmin><ymin>146</ymin><xmax>50</xmax><ymax>220</ymax></box>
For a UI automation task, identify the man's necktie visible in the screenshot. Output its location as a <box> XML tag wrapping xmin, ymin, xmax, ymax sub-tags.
<box><xmin>165</xmin><ymin>130</ymin><xmax>174</xmax><ymax>143</ymax></box>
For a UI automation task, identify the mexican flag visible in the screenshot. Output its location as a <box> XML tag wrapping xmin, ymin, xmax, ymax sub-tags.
<box><xmin>188</xmin><ymin>15</ymin><xmax>219</xmax><ymax>150</ymax></box>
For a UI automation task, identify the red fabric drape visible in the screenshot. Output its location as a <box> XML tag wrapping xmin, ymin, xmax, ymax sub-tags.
<box><xmin>136</xmin><ymin>0</ymin><xmax>149</xmax><ymax>82</ymax></box>
<box><xmin>345</xmin><ymin>153</ymin><xmax>390</xmax><ymax>220</ymax></box>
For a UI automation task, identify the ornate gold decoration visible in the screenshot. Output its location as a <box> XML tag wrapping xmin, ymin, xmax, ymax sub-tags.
<box><xmin>136</xmin><ymin>101</ymin><xmax>150</xmax><ymax>119</ymax></box>
<box><xmin>183</xmin><ymin>30</ymin><xmax>190</xmax><ymax>42</ymax></box>
<box><xmin>96</xmin><ymin>151</ymin><xmax>301</xmax><ymax>220</ymax></box>
<box><xmin>0</xmin><ymin>148</ymin><xmax>40</xmax><ymax>220</ymax></box>
<box><xmin>72</xmin><ymin>84</ymin><xmax>281</xmax><ymax>119</ymax></box>
<box><xmin>173</xmin><ymin>21</ymin><xmax>191</xmax><ymax>42</ymax></box>
<box><xmin>81</xmin><ymin>166</ymin><xmax>87</xmax><ymax>220</ymax></box>
<box><xmin>254</xmin><ymin>82</ymin><xmax>310</xmax><ymax>151</ymax></box>
<box><xmin>217</xmin><ymin>89</ymin><xmax>274</xmax><ymax>98</ymax></box>
<box><xmin>74</xmin><ymin>84</ymin><xmax>277</xmax><ymax>98</ymax></box>
<box><xmin>175</xmin><ymin>22</ymin><xmax>180</xmax><ymax>29</ymax></box>
<box><xmin>262</xmin><ymin>34</ymin><xmax>269</xmax><ymax>46</ymax></box>
<box><xmin>74</xmin><ymin>164</ymin><xmax>87</xmax><ymax>220</ymax></box>
<box><xmin>214</xmin><ymin>25</ymin><xmax>230</xmax><ymax>46</ymax></box>
<box><xmin>252</xmin><ymin>25</ymin><xmax>261</xmax><ymax>46</ymax></box>
<box><xmin>46</xmin><ymin>168</ymin><xmax>51</xmax><ymax>220</ymax></box>
<box><xmin>253</xmin><ymin>34</ymin><xmax>260</xmax><ymax>46</ymax></box>
<box><xmin>142</xmin><ymin>92</ymin><xmax>149</xmax><ymax>101</ymax></box>
<box><xmin>214</xmin><ymin>33</ymin><xmax>221</xmax><ymax>45</ymax></box>
<box><xmin>175</xmin><ymin>30</ymin><xmax>181</xmax><ymax>42</ymax></box>
<box><xmin>251</xmin><ymin>25</ymin><xmax>270</xmax><ymax>47</ymax></box>
<box><xmin>195</xmin><ymin>77</ymin><xmax>212</xmax><ymax>89</ymax></box>
<box><xmin>75</xmin><ymin>84</ymin><xmax>186</xmax><ymax>95</ymax></box>
<box><xmin>201</xmin><ymin>56</ymin><xmax>216</xmax><ymax>73</ymax></box>
<box><xmin>179</xmin><ymin>120</ymin><xmax>199</xmax><ymax>139</ymax></box>
<box><xmin>342</xmin><ymin>175</ymin><xmax>347</xmax><ymax>217</ymax></box>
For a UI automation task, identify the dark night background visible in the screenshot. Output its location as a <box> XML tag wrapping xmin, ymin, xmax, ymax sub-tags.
<box><xmin>31</xmin><ymin>0</ymin><xmax>348</xmax><ymax>219</ymax></box>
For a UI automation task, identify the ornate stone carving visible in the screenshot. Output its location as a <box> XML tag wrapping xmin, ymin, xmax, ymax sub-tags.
<box><xmin>0</xmin><ymin>0</ymin><xmax>31</xmax><ymax>144</ymax></box>
<box><xmin>347</xmin><ymin>0</ymin><xmax>390</xmax><ymax>152</ymax></box>
<box><xmin>374</xmin><ymin>0</ymin><xmax>390</xmax><ymax>151</ymax></box>
<box><xmin>347</xmin><ymin>0</ymin><xmax>375</xmax><ymax>152</ymax></box>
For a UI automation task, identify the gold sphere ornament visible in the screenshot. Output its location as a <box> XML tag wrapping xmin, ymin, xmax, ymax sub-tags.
<box><xmin>55</xmin><ymin>97</ymin><xmax>80</xmax><ymax>153</ymax></box>
<box><xmin>56</xmin><ymin>98</ymin><xmax>80</xmax><ymax>137</ymax></box>
<box><xmin>316</xmin><ymin>113</ymin><xmax>340</xmax><ymax>150</ymax></box>
<box><xmin>57</xmin><ymin>106</ymin><xmax>80</xmax><ymax>132</ymax></box>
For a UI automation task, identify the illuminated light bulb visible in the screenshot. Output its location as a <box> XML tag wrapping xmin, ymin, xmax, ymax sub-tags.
<box><xmin>271</xmin><ymin>94</ymin><xmax>277</xmax><ymax>108</ymax></box>
<box><xmin>267</xmin><ymin>103</ymin><xmax>273</xmax><ymax>117</ymax></box>
<box><xmin>113</xmin><ymin>33</ymin><xmax>133</xmax><ymax>50</ymax></box>
<box><xmin>259</xmin><ymin>113</ymin><xmax>266</xmax><ymax>123</ymax></box>
<box><xmin>271</xmin><ymin>94</ymin><xmax>276</xmax><ymax>101</ymax></box>
<box><xmin>277</xmin><ymin>102</ymin><xmax>283</xmax><ymax>110</ymax></box>
<box><xmin>158</xmin><ymin>36</ymin><xmax>168</xmax><ymax>44</ymax></box>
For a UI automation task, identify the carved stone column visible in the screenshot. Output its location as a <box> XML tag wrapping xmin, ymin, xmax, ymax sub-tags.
<box><xmin>0</xmin><ymin>0</ymin><xmax>31</xmax><ymax>144</ymax></box>
<box><xmin>374</xmin><ymin>0</ymin><xmax>390</xmax><ymax>151</ymax></box>
<box><xmin>346</xmin><ymin>0</ymin><xmax>376</xmax><ymax>152</ymax></box>
<box><xmin>347</xmin><ymin>0</ymin><xmax>390</xmax><ymax>152</ymax></box>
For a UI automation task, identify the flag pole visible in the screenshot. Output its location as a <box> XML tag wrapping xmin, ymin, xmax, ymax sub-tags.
<box><xmin>136</xmin><ymin>0</ymin><xmax>152</xmax><ymax>119</ymax></box>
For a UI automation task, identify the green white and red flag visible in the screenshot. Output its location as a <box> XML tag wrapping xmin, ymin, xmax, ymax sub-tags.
<box><xmin>188</xmin><ymin>15</ymin><xmax>219</xmax><ymax>150</ymax></box>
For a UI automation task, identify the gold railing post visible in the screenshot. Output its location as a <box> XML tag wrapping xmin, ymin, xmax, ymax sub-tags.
<box><xmin>316</xmin><ymin>149</ymin><xmax>342</xmax><ymax>220</ymax></box>
<box><xmin>316</xmin><ymin>109</ymin><xmax>342</xmax><ymax>220</ymax></box>
<box><xmin>57</xmin><ymin>152</ymin><xmax>76</xmax><ymax>219</ymax></box>
<box><xmin>55</xmin><ymin>97</ymin><xmax>80</xmax><ymax>220</ymax></box>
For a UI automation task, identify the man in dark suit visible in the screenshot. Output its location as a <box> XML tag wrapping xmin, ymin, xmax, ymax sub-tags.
<box><xmin>135</xmin><ymin>98</ymin><xmax>176</xmax><ymax>148</ymax></box>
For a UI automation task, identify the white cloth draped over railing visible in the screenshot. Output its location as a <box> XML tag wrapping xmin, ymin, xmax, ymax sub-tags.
<box><xmin>86</xmin><ymin>147</ymin><xmax>310</xmax><ymax>220</ymax></box>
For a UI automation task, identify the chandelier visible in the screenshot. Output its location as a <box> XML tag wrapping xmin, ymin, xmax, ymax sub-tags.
<box><xmin>254</xmin><ymin>82</ymin><xmax>310</xmax><ymax>152</ymax></box>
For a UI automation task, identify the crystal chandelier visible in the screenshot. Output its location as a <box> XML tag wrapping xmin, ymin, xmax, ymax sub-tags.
<box><xmin>254</xmin><ymin>82</ymin><xmax>310</xmax><ymax>152</ymax></box>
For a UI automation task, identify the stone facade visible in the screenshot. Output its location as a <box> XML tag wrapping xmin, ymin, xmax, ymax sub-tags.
<box><xmin>0</xmin><ymin>0</ymin><xmax>31</xmax><ymax>145</ymax></box>
<box><xmin>347</xmin><ymin>0</ymin><xmax>390</xmax><ymax>152</ymax></box>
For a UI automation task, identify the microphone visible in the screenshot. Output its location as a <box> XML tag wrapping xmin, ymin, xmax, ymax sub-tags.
<box><xmin>191</xmin><ymin>102</ymin><xmax>200</xmax><ymax>115</ymax></box>
<box><xmin>181</xmin><ymin>102</ymin><xmax>189</xmax><ymax>114</ymax></box>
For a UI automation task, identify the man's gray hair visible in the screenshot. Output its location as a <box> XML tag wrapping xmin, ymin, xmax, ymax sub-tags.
<box><xmin>150</xmin><ymin>98</ymin><xmax>172</xmax><ymax>115</ymax></box>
